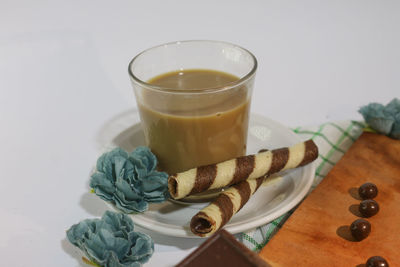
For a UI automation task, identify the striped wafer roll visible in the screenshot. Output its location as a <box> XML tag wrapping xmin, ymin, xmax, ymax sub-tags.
<box><xmin>168</xmin><ymin>139</ymin><xmax>318</xmax><ymax>199</ymax></box>
<box><xmin>190</xmin><ymin>175</ymin><xmax>266</xmax><ymax>237</ymax></box>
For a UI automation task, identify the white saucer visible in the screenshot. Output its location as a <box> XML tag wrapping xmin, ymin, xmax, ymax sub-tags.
<box><xmin>103</xmin><ymin>112</ymin><xmax>315</xmax><ymax>238</ymax></box>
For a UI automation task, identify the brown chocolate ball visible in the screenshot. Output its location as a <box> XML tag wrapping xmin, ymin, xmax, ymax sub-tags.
<box><xmin>358</xmin><ymin>182</ymin><xmax>378</xmax><ymax>199</ymax></box>
<box><xmin>359</xmin><ymin>199</ymin><xmax>380</xmax><ymax>218</ymax></box>
<box><xmin>350</xmin><ymin>219</ymin><xmax>371</xmax><ymax>241</ymax></box>
<box><xmin>366</xmin><ymin>256</ymin><xmax>389</xmax><ymax>267</ymax></box>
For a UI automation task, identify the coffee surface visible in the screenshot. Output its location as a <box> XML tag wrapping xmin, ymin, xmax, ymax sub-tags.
<box><xmin>148</xmin><ymin>69</ymin><xmax>239</xmax><ymax>90</ymax></box>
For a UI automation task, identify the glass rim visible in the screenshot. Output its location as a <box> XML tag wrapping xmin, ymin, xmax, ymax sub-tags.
<box><xmin>128</xmin><ymin>40</ymin><xmax>257</xmax><ymax>94</ymax></box>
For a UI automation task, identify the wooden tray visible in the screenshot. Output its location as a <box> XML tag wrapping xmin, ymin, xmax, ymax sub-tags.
<box><xmin>259</xmin><ymin>132</ymin><xmax>400</xmax><ymax>266</ymax></box>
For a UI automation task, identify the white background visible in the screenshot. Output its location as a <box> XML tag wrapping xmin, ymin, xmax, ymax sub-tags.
<box><xmin>1</xmin><ymin>0</ymin><xmax>399</xmax><ymax>266</ymax></box>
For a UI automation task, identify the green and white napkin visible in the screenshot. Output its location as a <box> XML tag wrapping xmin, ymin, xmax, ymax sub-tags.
<box><xmin>240</xmin><ymin>120</ymin><xmax>366</xmax><ymax>251</ymax></box>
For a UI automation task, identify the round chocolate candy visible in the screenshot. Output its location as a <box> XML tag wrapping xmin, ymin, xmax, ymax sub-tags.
<box><xmin>366</xmin><ymin>256</ymin><xmax>389</xmax><ymax>267</ymax></box>
<box><xmin>359</xmin><ymin>182</ymin><xmax>378</xmax><ymax>200</ymax></box>
<box><xmin>359</xmin><ymin>199</ymin><xmax>380</xmax><ymax>218</ymax></box>
<box><xmin>350</xmin><ymin>219</ymin><xmax>371</xmax><ymax>241</ymax></box>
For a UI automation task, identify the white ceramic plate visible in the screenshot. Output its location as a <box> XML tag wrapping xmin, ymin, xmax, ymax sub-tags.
<box><xmin>104</xmin><ymin>112</ymin><xmax>315</xmax><ymax>238</ymax></box>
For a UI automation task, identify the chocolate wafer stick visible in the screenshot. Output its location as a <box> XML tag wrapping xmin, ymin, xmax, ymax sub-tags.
<box><xmin>190</xmin><ymin>175</ymin><xmax>266</xmax><ymax>237</ymax></box>
<box><xmin>168</xmin><ymin>140</ymin><xmax>318</xmax><ymax>199</ymax></box>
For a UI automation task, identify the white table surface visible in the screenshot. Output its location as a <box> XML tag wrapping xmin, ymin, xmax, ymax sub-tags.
<box><xmin>1</xmin><ymin>1</ymin><xmax>399</xmax><ymax>266</ymax></box>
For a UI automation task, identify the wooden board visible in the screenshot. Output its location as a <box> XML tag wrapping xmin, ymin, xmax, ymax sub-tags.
<box><xmin>259</xmin><ymin>132</ymin><xmax>400</xmax><ymax>266</ymax></box>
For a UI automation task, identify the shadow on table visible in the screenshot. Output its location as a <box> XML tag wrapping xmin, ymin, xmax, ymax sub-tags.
<box><xmin>61</xmin><ymin>238</ymin><xmax>87</xmax><ymax>267</ymax></box>
<box><xmin>95</xmin><ymin>108</ymin><xmax>145</xmax><ymax>152</ymax></box>
<box><xmin>348</xmin><ymin>187</ymin><xmax>362</xmax><ymax>200</ymax></box>
<box><xmin>336</xmin><ymin>225</ymin><xmax>357</xmax><ymax>242</ymax></box>
<box><xmin>79</xmin><ymin>191</ymin><xmax>109</xmax><ymax>217</ymax></box>
<box><xmin>137</xmin><ymin>225</ymin><xmax>204</xmax><ymax>250</ymax></box>
<box><xmin>79</xmin><ymin>175</ymin><xmax>109</xmax><ymax>217</ymax></box>
<box><xmin>348</xmin><ymin>204</ymin><xmax>362</xmax><ymax>217</ymax></box>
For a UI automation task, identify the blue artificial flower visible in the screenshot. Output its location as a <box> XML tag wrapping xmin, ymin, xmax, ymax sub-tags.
<box><xmin>67</xmin><ymin>211</ymin><xmax>154</xmax><ymax>267</ymax></box>
<box><xmin>359</xmin><ymin>98</ymin><xmax>400</xmax><ymax>139</ymax></box>
<box><xmin>90</xmin><ymin>147</ymin><xmax>169</xmax><ymax>213</ymax></box>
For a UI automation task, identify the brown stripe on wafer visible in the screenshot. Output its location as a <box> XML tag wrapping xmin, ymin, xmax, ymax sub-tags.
<box><xmin>266</xmin><ymin>148</ymin><xmax>289</xmax><ymax>175</ymax></box>
<box><xmin>214</xmin><ymin>194</ymin><xmax>234</xmax><ymax>226</ymax></box>
<box><xmin>255</xmin><ymin>176</ymin><xmax>265</xmax><ymax>190</ymax></box>
<box><xmin>234</xmin><ymin>176</ymin><xmax>265</xmax><ymax>210</ymax></box>
<box><xmin>233</xmin><ymin>181</ymin><xmax>252</xmax><ymax>210</ymax></box>
<box><xmin>189</xmin><ymin>165</ymin><xmax>217</xmax><ymax>195</ymax></box>
<box><xmin>230</xmin><ymin>155</ymin><xmax>255</xmax><ymax>185</ymax></box>
<box><xmin>299</xmin><ymin>139</ymin><xmax>318</xmax><ymax>166</ymax></box>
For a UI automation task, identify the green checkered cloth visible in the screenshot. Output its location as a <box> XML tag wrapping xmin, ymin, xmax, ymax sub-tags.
<box><xmin>240</xmin><ymin>120</ymin><xmax>366</xmax><ymax>251</ymax></box>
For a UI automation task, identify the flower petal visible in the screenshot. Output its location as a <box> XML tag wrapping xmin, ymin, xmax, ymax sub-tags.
<box><xmin>140</xmin><ymin>171</ymin><xmax>169</xmax><ymax>202</ymax></box>
<box><xmin>390</xmin><ymin>112</ymin><xmax>400</xmax><ymax>139</ymax></box>
<box><xmin>128</xmin><ymin>232</ymin><xmax>154</xmax><ymax>263</ymax></box>
<box><xmin>130</xmin><ymin>146</ymin><xmax>157</xmax><ymax>173</ymax></box>
<box><xmin>90</xmin><ymin>172</ymin><xmax>115</xmax><ymax>195</ymax></box>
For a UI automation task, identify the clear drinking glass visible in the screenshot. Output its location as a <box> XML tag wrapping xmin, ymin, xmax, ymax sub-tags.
<box><xmin>128</xmin><ymin>40</ymin><xmax>257</xmax><ymax>174</ymax></box>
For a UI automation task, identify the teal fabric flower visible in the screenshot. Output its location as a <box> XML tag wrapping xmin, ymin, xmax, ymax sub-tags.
<box><xmin>67</xmin><ymin>211</ymin><xmax>154</xmax><ymax>267</ymax></box>
<box><xmin>90</xmin><ymin>147</ymin><xmax>169</xmax><ymax>213</ymax></box>
<box><xmin>359</xmin><ymin>98</ymin><xmax>400</xmax><ymax>139</ymax></box>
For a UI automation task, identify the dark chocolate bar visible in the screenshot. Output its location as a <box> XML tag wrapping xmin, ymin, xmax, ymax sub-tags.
<box><xmin>175</xmin><ymin>229</ymin><xmax>270</xmax><ymax>267</ymax></box>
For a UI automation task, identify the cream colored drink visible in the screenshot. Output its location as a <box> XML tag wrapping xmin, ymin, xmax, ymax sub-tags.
<box><xmin>137</xmin><ymin>69</ymin><xmax>250</xmax><ymax>174</ymax></box>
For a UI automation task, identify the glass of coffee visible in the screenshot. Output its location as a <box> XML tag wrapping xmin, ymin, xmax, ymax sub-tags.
<box><xmin>128</xmin><ymin>40</ymin><xmax>257</xmax><ymax>174</ymax></box>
